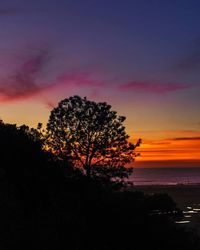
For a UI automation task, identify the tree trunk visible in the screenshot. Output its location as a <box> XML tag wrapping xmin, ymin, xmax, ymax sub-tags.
<box><xmin>86</xmin><ymin>165</ymin><xmax>91</xmax><ymax>179</ymax></box>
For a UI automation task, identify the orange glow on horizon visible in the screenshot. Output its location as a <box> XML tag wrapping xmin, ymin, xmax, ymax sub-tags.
<box><xmin>131</xmin><ymin>136</ymin><xmax>200</xmax><ymax>168</ymax></box>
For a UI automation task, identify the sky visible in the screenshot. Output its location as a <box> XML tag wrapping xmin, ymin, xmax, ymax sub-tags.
<box><xmin>0</xmin><ymin>0</ymin><xmax>200</xmax><ymax>167</ymax></box>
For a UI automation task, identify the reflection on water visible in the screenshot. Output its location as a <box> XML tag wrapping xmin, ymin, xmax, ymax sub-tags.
<box><xmin>175</xmin><ymin>203</ymin><xmax>200</xmax><ymax>224</ymax></box>
<box><xmin>175</xmin><ymin>220</ymin><xmax>190</xmax><ymax>224</ymax></box>
<box><xmin>183</xmin><ymin>210</ymin><xmax>197</xmax><ymax>214</ymax></box>
<box><xmin>151</xmin><ymin>203</ymin><xmax>200</xmax><ymax>225</ymax></box>
<box><xmin>193</xmin><ymin>208</ymin><xmax>200</xmax><ymax>211</ymax></box>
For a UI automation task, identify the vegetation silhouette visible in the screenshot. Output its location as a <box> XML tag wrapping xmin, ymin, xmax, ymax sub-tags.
<box><xmin>0</xmin><ymin>121</ymin><xmax>75</xmax><ymax>249</ymax></box>
<box><xmin>0</xmin><ymin>98</ymin><xmax>199</xmax><ymax>250</ymax></box>
<box><xmin>46</xmin><ymin>95</ymin><xmax>141</xmax><ymax>186</ymax></box>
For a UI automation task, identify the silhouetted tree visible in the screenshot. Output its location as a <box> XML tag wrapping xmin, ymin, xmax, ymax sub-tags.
<box><xmin>0</xmin><ymin>121</ymin><xmax>65</xmax><ymax>194</ymax></box>
<box><xmin>46</xmin><ymin>96</ymin><xmax>141</xmax><ymax>183</ymax></box>
<box><xmin>0</xmin><ymin>122</ymin><xmax>43</xmax><ymax>174</ymax></box>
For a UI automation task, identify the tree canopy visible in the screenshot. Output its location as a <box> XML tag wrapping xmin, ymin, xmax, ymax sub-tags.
<box><xmin>0</xmin><ymin>122</ymin><xmax>43</xmax><ymax>174</ymax></box>
<box><xmin>46</xmin><ymin>95</ymin><xmax>141</xmax><ymax>182</ymax></box>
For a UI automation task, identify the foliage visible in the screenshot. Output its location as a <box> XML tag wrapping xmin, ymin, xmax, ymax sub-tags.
<box><xmin>0</xmin><ymin>121</ymin><xmax>65</xmax><ymax>183</ymax></box>
<box><xmin>46</xmin><ymin>95</ymin><xmax>141</xmax><ymax>182</ymax></box>
<box><xmin>0</xmin><ymin>122</ymin><xmax>43</xmax><ymax>172</ymax></box>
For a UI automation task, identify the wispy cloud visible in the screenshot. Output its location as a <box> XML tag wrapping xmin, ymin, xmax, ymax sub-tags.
<box><xmin>0</xmin><ymin>49</ymin><xmax>50</xmax><ymax>101</ymax></box>
<box><xmin>0</xmin><ymin>49</ymin><xmax>105</xmax><ymax>103</ymax></box>
<box><xmin>135</xmin><ymin>129</ymin><xmax>200</xmax><ymax>137</ymax></box>
<box><xmin>119</xmin><ymin>81</ymin><xmax>193</xmax><ymax>94</ymax></box>
<box><xmin>173</xmin><ymin>137</ymin><xmax>200</xmax><ymax>141</ymax></box>
<box><xmin>135</xmin><ymin>136</ymin><xmax>200</xmax><ymax>167</ymax></box>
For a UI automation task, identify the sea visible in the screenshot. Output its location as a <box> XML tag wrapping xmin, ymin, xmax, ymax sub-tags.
<box><xmin>130</xmin><ymin>167</ymin><xmax>200</xmax><ymax>186</ymax></box>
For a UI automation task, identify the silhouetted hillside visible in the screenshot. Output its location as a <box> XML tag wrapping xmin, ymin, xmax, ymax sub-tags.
<box><xmin>0</xmin><ymin>122</ymin><xmax>199</xmax><ymax>249</ymax></box>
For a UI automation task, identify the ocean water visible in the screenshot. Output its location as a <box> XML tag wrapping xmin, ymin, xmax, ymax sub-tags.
<box><xmin>130</xmin><ymin>167</ymin><xmax>200</xmax><ymax>185</ymax></box>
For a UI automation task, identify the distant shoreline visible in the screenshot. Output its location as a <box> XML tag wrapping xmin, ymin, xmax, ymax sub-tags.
<box><xmin>130</xmin><ymin>184</ymin><xmax>200</xmax><ymax>209</ymax></box>
<box><xmin>133</xmin><ymin>183</ymin><xmax>200</xmax><ymax>187</ymax></box>
<box><xmin>130</xmin><ymin>167</ymin><xmax>200</xmax><ymax>187</ymax></box>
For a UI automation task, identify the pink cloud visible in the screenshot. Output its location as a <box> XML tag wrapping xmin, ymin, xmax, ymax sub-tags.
<box><xmin>0</xmin><ymin>49</ymin><xmax>105</xmax><ymax>103</ymax></box>
<box><xmin>0</xmin><ymin>49</ymin><xmax>50</xmax><ymax>101</ymax></box>
<box><xmin>119</xmin><ymin>81</ymin><xmax>194</xmax><ymax>94</ymax></box>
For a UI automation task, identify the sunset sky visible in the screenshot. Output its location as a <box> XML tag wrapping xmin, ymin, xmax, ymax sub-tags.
<box><xmin>0</xmin><ymin>0</ymin><xmax>200</xmax><ymax>167</ymax></box>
